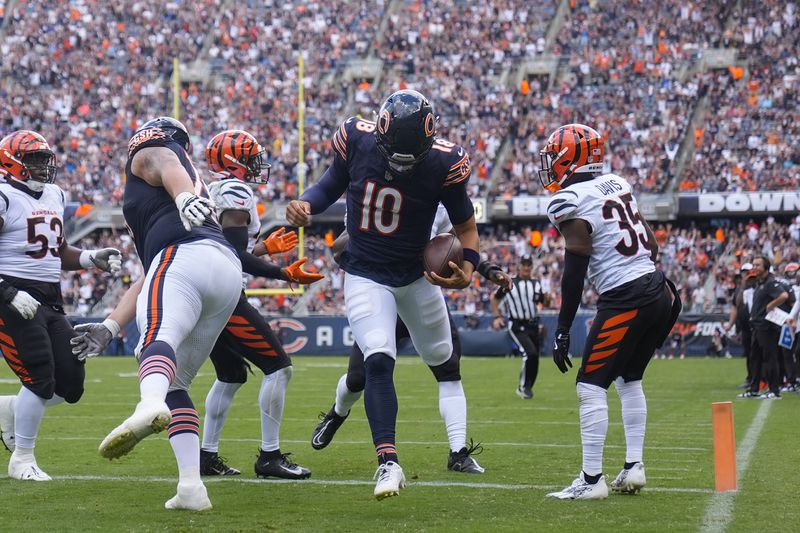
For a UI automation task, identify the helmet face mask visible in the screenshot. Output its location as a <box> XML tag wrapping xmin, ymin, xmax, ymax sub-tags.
<box><xmin>0</xmin><ymin>130</ymin><xmax>58</xmax><ymax>193</ymax></box>
<box><xmin>375</xmin><ymin>90</ymin><xmax>436</xmax><ymax>176</ymax></box>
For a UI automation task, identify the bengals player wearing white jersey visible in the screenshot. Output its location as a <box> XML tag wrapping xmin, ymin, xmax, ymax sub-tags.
<box><xmin>0</xmin><ymin>130</ymin><xmax>121</xmax><ymax>481</ymax></box>
<box><xmin>201</xmin><ymin>130</ymin><xmax>320</xmax><ymax>479</ymax></box>
<box><xmin>539</xmin><ymin>125</ymin><xmax>681</xmax><ymax>500</ymax></box>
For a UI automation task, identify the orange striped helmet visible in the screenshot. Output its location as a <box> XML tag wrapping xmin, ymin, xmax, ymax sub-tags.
<box><xmin>538</xmin><ymin>124</ymin><xmax>604</xmax><ymax>193</ymax></box>
<box><xmin>205</xmin><ymin>130</ymin><xmax>271</xmax><ymax>184</ymax></box>
<box><xmin>0</xmin><ymin>130</ymin><xmax>57</xmax><ymax>192</ymax></box>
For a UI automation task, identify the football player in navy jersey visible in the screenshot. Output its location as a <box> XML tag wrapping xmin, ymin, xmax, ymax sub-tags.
<box><xmin>310</xmin><ymin>205</ymin><xmax>511</xmax><ymax>475</ymax></box>
<box><xmin>0</xmin><ymin>130</ymin><xmax>121</xmax><ymax>481</ymax></box>
<box><xmin>78</xmin><ymin>117</ymin><xmax>244</xmax><ymax>511</ymax></box>
<box><xmin>287</xmin><ymin>90</ymin><xmax>480</xmax><ymax>500</ymax></box>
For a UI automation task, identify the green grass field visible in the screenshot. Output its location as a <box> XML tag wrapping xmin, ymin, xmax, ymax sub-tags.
<box><xmin>0</xmin><ymin>355</ymin><xmax>796</xmax><ymax>532</ymax></box>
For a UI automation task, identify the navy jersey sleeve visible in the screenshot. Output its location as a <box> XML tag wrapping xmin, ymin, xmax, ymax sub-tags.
<box><xmin>439</xmin><ymin>146</ymin><xmax>473</xmax><ymax>226</ymax></box>
<box><xmin>300</xmin><ymin>119</ymin><xmax>354</xmax><ymax>214</ymax></box>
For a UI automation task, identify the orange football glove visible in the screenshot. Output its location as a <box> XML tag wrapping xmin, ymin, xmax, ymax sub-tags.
<box><xmin>263</xmin><ymin>227</ymin><xmax>298</xmax><ymax>255</ymax></box>
<box><xmin>283</xmin><ymin>257</ymin><xmax>324</xmax><ymax>285</ymax></box>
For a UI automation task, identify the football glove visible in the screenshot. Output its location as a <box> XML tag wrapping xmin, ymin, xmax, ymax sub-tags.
<box><xmin>553</xmin><ymin>327</ymin><xmax>573</xmax><ymax>374</ymax></box>
<box><xmin>263</xmin><ymin>227</ymin><xmax>298</xmax><ymax>255</ymax></box>
<box><xmin>1</xmin><ymin>284</ymin><xmax>40</xmax><ymax>320</ymax></box>
<box><xmin>175</xmin><ymin>191</ymin><xmax>215</xmax><ymax>231</ymax></box>
<box><xmin>283</xmin><ymin>257</ymin><xmax>324</xmax><ymax>285</ymax></box>
<box><xmin>70</xmin><ymin>319</ymin><xmax>120</xmax><ymax>361</ymax></box>
<box><xmin>86</xmin><ymin>248</ymin><xmax>122</xmax><ymax>274</ymax></box>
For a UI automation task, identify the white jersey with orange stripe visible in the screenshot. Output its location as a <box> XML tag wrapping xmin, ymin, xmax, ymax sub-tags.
<box><xmin>547</xmin><ymin>173</ymin><xmax>654</xmax><ymax>295</ymax></box>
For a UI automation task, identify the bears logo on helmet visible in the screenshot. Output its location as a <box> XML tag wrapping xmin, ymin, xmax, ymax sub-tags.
<box><xmin>538</xmin><ymin>124</ymin><xmax>604</xmax><ymax>193</ymax></box>
<box><xmin>0</xmin><ymin>130</ymin><xmax>57</xmax><ymax>193</ymax></box>
<box><xmin>375</xmin><ymin>89</ymin><xmax>437</xmax><ymax>176</ymax></box>
<box><xmin>206</xmin><ymin>130</ymin><xmax>271</xmax><ymax>184</ymax></box>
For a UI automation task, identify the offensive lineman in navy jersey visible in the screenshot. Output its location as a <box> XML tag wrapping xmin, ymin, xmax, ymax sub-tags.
<box><xmin>286</xmin><ymin>90</ymin><xmax>480</xmax><ymax>500</ymax></box>
<box><xmin>90</xmin><ymin>117</ymin><xmax>243</xmax><ymax>511</ymax></box>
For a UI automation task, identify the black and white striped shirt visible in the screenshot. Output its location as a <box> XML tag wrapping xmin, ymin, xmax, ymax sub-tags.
<box><xmin>496</xmin><ymin>278</ymin><xmax>544</xmax><ymax>321</ymax></box>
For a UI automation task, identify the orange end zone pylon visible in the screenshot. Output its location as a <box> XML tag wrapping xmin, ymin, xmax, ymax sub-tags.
<box><xmin>712</xmin><ymin>401</ymin><xmax>737</xmax><ymax>492</ymax></box>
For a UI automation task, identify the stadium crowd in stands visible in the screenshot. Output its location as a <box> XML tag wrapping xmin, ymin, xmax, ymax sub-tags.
<box><xmin>0</xmin><ymin>0</ymin><xmax>797</xmax><ymax>318</ymax></box>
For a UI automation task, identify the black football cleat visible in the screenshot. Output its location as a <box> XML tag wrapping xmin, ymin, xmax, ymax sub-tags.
<box><xmin>255</xmin><ymin>450</ymin><xmax>311</xmax><ymax>479</ymax></box>
<box><xmin>200</xmin><ymin>449</ymin><xmax>241</xmax><ymax>476</ymax></box>
<box><xmin>311</xmin><ymin>405</ymin><xmax>348</xmax><ymax>450</ymax></box>
<box><xmin>448</xmin><ymin>439</ymin><xmax>485</xmax><ymax>474</ymax></box>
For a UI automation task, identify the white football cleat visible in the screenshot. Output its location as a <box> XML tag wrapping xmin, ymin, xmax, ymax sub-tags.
<box><xmin>165</xmin><ymin>482</ymin><xmax>212</xmax><ymax>511</ymax></box>
<box><xmin>610</xmin><ymin>463</ymin><xmax>646</xmax><ymax>494</ymax></box>
<box><xmin>546</xmin><ymin>472</ymin><xmax>609</xmax><ymax>500</ymax></box>
<box><xmin>99</xmin><ymin>400</ymin><xmax>171</xmax><ymax>459</ymax></box>
<box><xmin>373</xmin><ymin>461</ymin><xmax>406</xmax><ymax>501</ymax></box>
<box><xmin>0</xmin><ymin>395</ymin><xmax>15</xmax><ymax>453</ymax></box>
<box><xmin>8</xmin><ymin>452</ymin><xmax>51</xmax><ymax>481</ymax></box>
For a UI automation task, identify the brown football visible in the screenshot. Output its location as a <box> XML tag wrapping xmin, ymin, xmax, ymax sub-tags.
<box><xmin>424</xmin><ymin>234</ymin><xmax>463</xmax><ymax>278</ymax></box>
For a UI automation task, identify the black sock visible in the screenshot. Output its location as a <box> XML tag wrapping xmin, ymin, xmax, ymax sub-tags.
<box><xmin>583</xmin><ymin>471</ymin><xmax>603</xmax><ymax>484</ymax></box>
<box><xmin>364</xmin><ymin>353</ymin><xmax>398</xmax><ymax>448</ymax></box>
<box><xmin>624</xmin><ymin>461</ymin><xmax>639</xmax><ymax>470</ymax></box>
<box><xmin>378</xmin><ymin>452</ymin><xmax>399</xmax><ymax>465</ymax></box>
<box><xmin>260</xmin><ymin>449</ymin><xmax>281</xmax><ymax>460</ymax></box>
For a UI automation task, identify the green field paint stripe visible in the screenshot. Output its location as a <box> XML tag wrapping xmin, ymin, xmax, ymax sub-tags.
<box><xmin>44</xmin><ymin>435</ymin><xmax>708</xmax><ymax>451</ymax></box>
<box><xmin>52</xmin><ymin>474</ymin><xmax>713</xmax><ymax>493</ymax></box>
<box><xmin>699</xmin><ymin>400</ymin><xmax>772</xmax><ymax>533</ymax></box>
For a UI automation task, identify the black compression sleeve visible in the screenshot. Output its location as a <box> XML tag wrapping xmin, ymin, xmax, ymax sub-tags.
<box><xmin>0</xmin><ymin>279</ymin><xmax>17</xmax><ymax>303</ymax></box>
<box><xmin>223</xmin><ymin>226</ymin><xmax>287</xmax><ymax>281</ymax></box>
<box><xmin>558</xmin><ymin>249</ymin><xmax>590</xmax><ymax>330</ymax></box>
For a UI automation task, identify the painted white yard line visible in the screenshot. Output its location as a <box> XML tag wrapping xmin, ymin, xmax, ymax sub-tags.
<box><xmin>699</xmin><ymin>400</ymin><xmax>772</xmax><ymax>533</ymax></box>
<box><xmin>53</xmin><ymin>474</ymin><xmax>712</xmax><ymax>494</ymax></box>
<box><xmin>44</xmin><ymin>435</ymin><xmax>708</xmax><ymax>451</ymax></box>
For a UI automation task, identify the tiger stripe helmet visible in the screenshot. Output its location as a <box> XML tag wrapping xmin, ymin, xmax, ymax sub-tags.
<box><xmin>205</xmin><ymin>130</ymin><xmax>271</xmax><ymax>184</ymax></box>
<box><xmin>538</xmin><ymin>124</ymin><xmax>604</xmax><ymax>193</ymax></box>
<box><xmin>0</xmin><ymin>130</ymin><xmax>57</xmax><ymax>192</ymax></box>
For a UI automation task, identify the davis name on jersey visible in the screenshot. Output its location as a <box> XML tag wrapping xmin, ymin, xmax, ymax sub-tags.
<box><xmin>547</xmin><ymin>173</ymin><xmax>654</xmax><ymax>294</ymax></box>
<box><xmin>0</xmin><ymin>182</ymin><xmax>65</xmax><ymax>283</ymax></box>
<box><xmin>331</xmin><ymin>116</ymin><xmax>473</xmax><ymax>287</ymax></box>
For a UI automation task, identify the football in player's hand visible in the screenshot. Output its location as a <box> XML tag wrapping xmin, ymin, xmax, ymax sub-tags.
<box><xmin>424</xmin><ymin>234</ymin><xmax>463</xmax><ymax>278</ymax></box>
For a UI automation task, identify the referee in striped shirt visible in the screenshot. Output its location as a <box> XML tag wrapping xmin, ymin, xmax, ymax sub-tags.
<box><xmin>491</xmin><ymin>255</ymin><xmax>547</xmax><ymax>399</ymax></box>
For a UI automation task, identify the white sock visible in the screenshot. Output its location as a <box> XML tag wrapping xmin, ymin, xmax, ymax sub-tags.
<box><xmin>577</xmin><ymin>382</ymin><xmax>608</xmax><ymax>477</ymax></box>
<box><xmin>169</xmin><ymin>432</ymin><xmax>202</xmax><ymax>485</ymax></box>
<box><xmin>334</xmin><ymin>373</ymin><xmax>361</xmax><ymax>418</ymax></box>
<box><xmin>259</xmin><ymin>367</ymin><xmax>291</xmax><ymax>452</ymax></box>
<box><xmin>14</xmin><ymin>387</ymin><xmax>47</xmax><ymax>451</ymax></box>
<box><xmin>438</xmin><ymin>380</ymin><xmax>467</xmax><ymax>452</ymax></box>
<box><xmin>140</xmin><ymin>374</ymin><xmax>170</xmax><ymax>403</ymax></box>
<box><xmin>201</xmin><ymin>380</ymin><xmax>242</xmax><ymax>453</ymax></box>
<box><xmin>615</xmin><ymin>377</ymin><xmax>647</xmax><ymax>464</ymax></box>
<box><xmin>45</xmin><ymin>394</ymin><xmax>65</xmax><ymax>407</ymax></box>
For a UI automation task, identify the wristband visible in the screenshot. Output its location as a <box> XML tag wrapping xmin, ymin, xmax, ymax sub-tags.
<box><xmin>102</xmin><ymin>318</ymin><xmax>121</xmax><ymax>338</ymax></box>
<box><xmin>463</xmin><ymin>248</ymin><xmax>479</xmax><ymax>269</ymax></box>
<box><xmin>79</xmin><ymin>250</ymin><xmax>96</xmax><ymax>269</ymax></box>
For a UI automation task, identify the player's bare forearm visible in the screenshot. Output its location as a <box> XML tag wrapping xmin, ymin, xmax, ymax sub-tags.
<box><xmin>332</xmin><ymin>230</ymin><xmax>349</xmax><ymax>264</ymax></box>
<box><xmin>252</xmin><ymin>241</ymin><xmax>267</xmax><ymax>257</ymax></box>
<box><xmin>108</xmin><ymin>276</ymin><xmax>145</xmax><ymax>327</ymax></box>
<box><xmin>58</xmin><ymin>243</ymin><xmax>85</xmax><ymax>271</ymax></box>
<box><xmin>131</xmin><ymin>147</ymin><xmax>195</xmax><ymax>198</ymax></box>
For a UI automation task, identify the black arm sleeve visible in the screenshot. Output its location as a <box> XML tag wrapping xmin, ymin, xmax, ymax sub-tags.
<box><xmin>223</xmin><ymin>226</ymin><xmax>287</xmax><ymax>281</ymax></box>
<box><xmin>300</xmin><ymin>161</ymin><xmax>349</xmax><ymax>215</ymax></box>
<box><xmin>477</xmin><ymin>260</ymin><xmax>501</xmax><ymax>280</ymax></box>
<box><xmin>494</xmin><ymin>286</ymin><xmax>509</xmax><ymax>300</ymax></box>
<box><xmin>558</xmin><ymin>250</ymin><xmax>590</xmax><ymax>330</ymax></box>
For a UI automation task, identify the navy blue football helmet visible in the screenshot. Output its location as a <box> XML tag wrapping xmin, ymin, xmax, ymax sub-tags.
<box><xmin>139</xmin><ymin>116</ymin><xmax>192</xmax><ymax>153</ymax></box>
<box><xmin>375</xmin><ymin>90</ymin><xmax>436</xmax><ymax>175</ymax></box>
